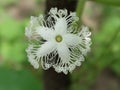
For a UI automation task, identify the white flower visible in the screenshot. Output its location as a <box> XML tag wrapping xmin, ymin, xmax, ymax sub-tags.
<box><xmin>25</xmin><ymin>8</ymin><xmax>92</xmax><ymax>74</ymax></box>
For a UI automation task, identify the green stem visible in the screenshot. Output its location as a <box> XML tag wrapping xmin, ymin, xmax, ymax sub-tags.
<box><xmin>92</xmin><ymin>0</ymin><xmax>120</xmax><ymax>6</ymax></box>
<box><xmin>76</xmin><ymin>0</ymin><xmax>87</xmax><ymax>26</ymax></box>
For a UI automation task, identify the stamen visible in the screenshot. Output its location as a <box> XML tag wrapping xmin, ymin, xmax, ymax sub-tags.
<box><xmin>55</xmin><ymin>35</ymin><xmax>63</xmax><ymax>42</ymax></box>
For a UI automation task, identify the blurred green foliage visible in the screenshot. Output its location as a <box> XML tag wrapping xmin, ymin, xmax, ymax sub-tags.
<box><xmin>0</xmin><ymin>0</ymin><xmax>43</xmax><ymax>90</ymax></box>
<box><xmin>71</xmin><ymin>5</ymin><xmax>120</xmax><ymax>90</ymax></box>
<box><xmin>0</xmin><ymin>68</ymin><xmax>42</xmax><ymax>90</ymax></box>
<box><xmin>93</xmin><ymin>0</ymin><xmax>120</xmax><ymax>6</ymax></box>
<box><xmin>0</xmin><ymin>0</ymin><xmax>120</xmax><ymax>90</ymax></box>
<box><xmin>0</xmin><ymin>17</ymin><xmax>27</xmax><ymax>63</ymax></box>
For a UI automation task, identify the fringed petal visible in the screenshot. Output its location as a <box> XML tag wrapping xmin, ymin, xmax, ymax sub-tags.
<box><xmin>78</xmin><ymin>26</ymin><xmax>92</xmax><ymax>55</ymax></box>
<box><xmin>54</xmin><ymin>18</ymin><xmax>67</xmax><ymax>34</ymax></box>
<box><xmin>49</xmin><ymin>8</ymin><xmax>79</xmax><ymax>33</ymax></box>
<box><xmin>57</xmin><ymin>42</ymin><xmax>70</xmax><ymax>63</ymax></box>
<box><xmin>26</xmin><ymin>45</ymin><xmax>40</xmax><ymax>69</ymax></box>
<box><xmin>36</xmin><ymin>26</ymin><xmax>55</xmax><ymax>41</ymax></box>
<box><xmin>36</xmin><ymin>41</ymin><xmax>57</xmax><ymax>57</ymax></box>
<box><xmin>64</xmin><ymin>34</ymin><xmax>81</xmax><ymax>46</ymax></box>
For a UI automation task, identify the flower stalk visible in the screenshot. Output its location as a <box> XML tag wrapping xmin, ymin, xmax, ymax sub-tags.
<box><xmin>76</xmin><ymin>0</ymin><xmax>87</xmax><ymax>26</ymax></box>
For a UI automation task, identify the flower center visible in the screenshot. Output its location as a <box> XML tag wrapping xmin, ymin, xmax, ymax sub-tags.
<box><xmin>55</xmin><ymin>35</ymin><xmax>63</xmax><ymax>42</ymax></box>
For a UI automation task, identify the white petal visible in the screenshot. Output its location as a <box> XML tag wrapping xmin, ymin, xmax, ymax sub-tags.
<box><xmin>41</xmin><ymin>60</ymin><xmax>52</xmax><ymax>70</ymax></box>
<box><xmin>36</xmin><ymin>41</ymin><xmax>57</xmax><ymax>57</ymax></box>
<box><xmin>49</xmin><ymin>8</ymin><xmax>58</xmax><ymax>15</ymax></box>
<box><xmin>77</xmin><ymin>26</ymin><xmax>92</xmax><ymax>55</ymax></box>
<box><xmin>30</xmin><ymin>16</ymin><xmax>39</xmax><ymax>26</ymax></box>
<box><xmin>53</xmin><ymin>65</ymin><xmax>68</xmax><ymax>74</ymax></box>
<box><xmin>54</xmin><ymin>18</ymin><xmax>67</xmax><ymax>34</ymax></box>
<box><xmin>25</xmin><ymin>27</ymin><xmax>31</xmax><ymax>38</ymax></box>
<box><xmin>36</xmin><ymin>26</ymin><xmax>55</xmax><ymax>41</ymax></box>
<box><xmin>79</xmin><ymin>26</ymin><xmax>91</xmax><ymax>37</ymax></box>
<box><xmin>57</xmin><ymin>42</ymin><xmax>70</xmax><ymax>63</ymax></box>
<box><xmin>28</xmin><ymin>55</ymin><xmax>39</xmax><ymax>69</ymax></box>
<box><xmin>79</xmin><ymin>26</ymin><xmax>92</xmax><ymax>46</ymax></box>
<box><xmin>26</xmin><ymin>45</ymin><xmax>39</xmax><ymax>69</ymax></box>
<box><xmin>64</xmin><ymin>34</ymin><xmax>81</xmax><ymax>46</ymax></box>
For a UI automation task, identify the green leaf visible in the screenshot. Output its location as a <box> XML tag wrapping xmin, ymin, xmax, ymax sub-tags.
<box><xmin>92</xmin><ymin>16</ymin><xmax>120</xmax><ymax>70</ymax></box>
<box><xmin>111</xmin><ymin>32</ymin><xmax>120</xmax><ymax>75</ymax></box>
<box><xmin>0</xmin><ymin>37</ymin><xmax>27</xmax><ymax>63</ymax></box>
<box><xmin>10</xmin><ymin>41</ymin><xmax>27</xmax><ymax>62</ymax></box>
<box><xmin>0</xmin><ymin>68</ymin><xmax>42</xmax><ymax>90</ymax></box>
<box><xmin>0</xmin><ymin>18</ymin><xmax>23</xmax><ymax>40</ymax></box>
<box><xmin>0</xmin><ymin>16</ymin><xmax>27</xmax><ymax>63</ymax></box>
<box><xmin>93</xmin><ymin>0</ymin><xmax>120</xmax><ymax>6</ymax></box>
<box><xmin>111</xmin><ymin>60</ymin><xmax>120</xmax><ymax>75</ymax></box>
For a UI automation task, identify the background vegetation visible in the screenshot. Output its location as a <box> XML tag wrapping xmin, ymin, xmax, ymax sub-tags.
<box><xmin>0</xmin><ymin>0</ymin><xmax>120</xmax><ymax>90</ymax></box>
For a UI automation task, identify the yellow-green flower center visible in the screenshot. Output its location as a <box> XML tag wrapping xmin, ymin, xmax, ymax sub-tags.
<box><xmin>55</xmin><ymin>35</ymin><xmax>63</xmax><ymax>42</ymax></box>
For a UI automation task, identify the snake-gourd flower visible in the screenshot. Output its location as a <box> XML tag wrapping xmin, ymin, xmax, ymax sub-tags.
<box><xmin>25</xmin><ymin>8</ymin><xmax>92</xmax><ymax>74</ymax></box>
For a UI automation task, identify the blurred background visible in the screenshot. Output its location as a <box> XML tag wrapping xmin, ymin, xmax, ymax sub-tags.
<box><xmin>0</xmin><ymin>0</ymin><xmax>120</xmax><ymax>90</ymax></box>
